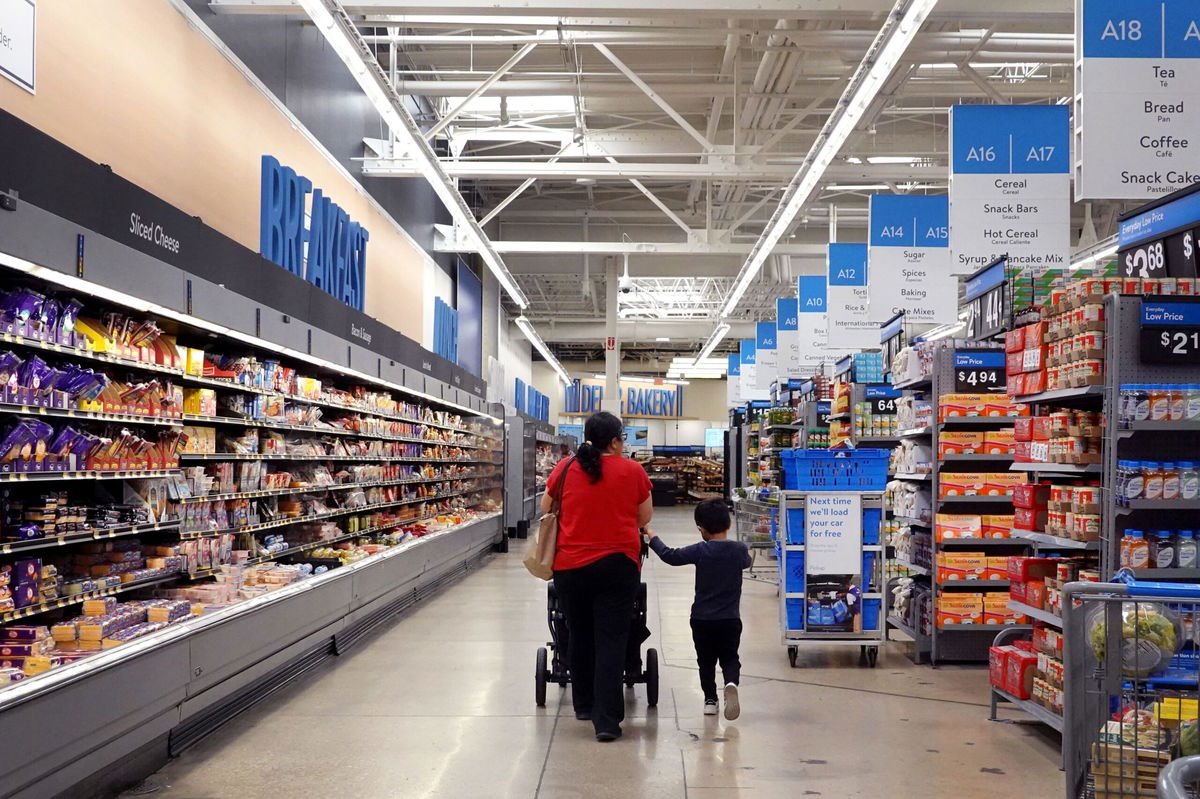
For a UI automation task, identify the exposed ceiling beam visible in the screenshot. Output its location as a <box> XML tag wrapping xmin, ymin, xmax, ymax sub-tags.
<box><xmin>423</xmin><ymin>42</ymin><xmax>538</xmax><ymax>140</ymax></box>
<box><xmin>365</xmin><ymin>159</ymin><xmax>947</xmax><ymax>181</ymax></box>
<box><xmin>435</xmin><ymin>237</ymin><xmax>828</xmax><ymax>256</ymax></box>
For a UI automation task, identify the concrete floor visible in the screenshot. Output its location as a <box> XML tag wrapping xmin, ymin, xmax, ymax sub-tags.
<box><xmin>124</xmin><ymin>506</ymin><xmax>1062</xmax><ymax>799</ymax></box>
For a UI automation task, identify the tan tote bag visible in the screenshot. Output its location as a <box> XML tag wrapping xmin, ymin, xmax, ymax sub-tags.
<box><xmin>523</xmin><ymin>457</ymin><xmax>576</xmax><ymax>580</ymax></box>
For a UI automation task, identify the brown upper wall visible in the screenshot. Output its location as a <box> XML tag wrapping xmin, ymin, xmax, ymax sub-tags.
<box><xmin>0</xmin><ymin>0</ymin><xmax>426</xmax><ymax>340</ymax></box>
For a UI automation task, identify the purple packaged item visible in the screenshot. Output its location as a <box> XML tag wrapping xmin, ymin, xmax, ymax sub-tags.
<box><xmin>17</xmin><ymin>356</ymin><xmax>59</xmax><ymax>392</ymax></box>
<box><xmin>0</xmin><ymin>351</ymin><xmax>21</xmax><ymax>384</ymax></box>
<box><xmin>47</xmin><ymin>426</ymin><xmax>86</xmax><ymax>457</ymax></box>
<box><xmin>59</xmin><ymin>299</ymin><xmax>83</xmax><ymax>334</ymax></box>
<box><xmin>0</xmin><ymin>421</ymin><xmax>38</xmax><ymax>462</ymax></box>
<box><xmin>1</xmin><ymin>288</ymin><xmax>46</xmax><ymax>325</ymax></box>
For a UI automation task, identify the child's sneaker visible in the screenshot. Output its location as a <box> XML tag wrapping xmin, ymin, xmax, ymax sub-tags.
<box><xmin>703</xmin><ymin>699</ymin><xmax>719</xmax><ymax>715</ymax></box>
<box><xmin>723</xmin><ymin>683</ymin><xmax>740</xmax><ymax>720</ymax></box>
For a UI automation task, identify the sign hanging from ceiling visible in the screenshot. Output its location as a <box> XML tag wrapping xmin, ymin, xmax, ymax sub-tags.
<box><xmin>776</xmin><ymin>297</ymin><xmax>800</xmax><ymax>380</ymax></box>
<box><xmin>826</xmin><ymin>243</ymin><xmax>876</xmax><ymax>348</ymax></box>
<box><xmin>565</xmin><ymin>378</ymin><xmax>686</xmax><ymax>419</ymax></box>
<box><xmin>727</xmin><ymin>352</ymin><xmax>741</xmax><ymax>407</ymax></box>
<box><xmin>756</xmin><ymin>321</ymin><xmax>778</xmax><ymax>390</ymax></box>
<box><xmin>949</xmin><ymin>105</ymin><xmax>1071</xmax><ymax>274</ymax></box>
<box><xmin>867</xmin><ymin>194</ymin><xmax>956</xmax><ymax>324</ymax></box>
<box><xmin>1075</xmin><ymin>0</ymin><xmax>1200</xmax><ymax>200</ymax></box>
<box><xmin>738</xmin><ymin>339</ymin><xmax>770</xmax><ymax>402</ymax></box>
<box><xmin>797</xmin><ymin>275</ymin><xmax>852</xmax><ymax>373</ymax></box>
<box><xmin>0</xmin><ymin>0</ymin><xmax>35</xmax><ymax>94</ymax></box>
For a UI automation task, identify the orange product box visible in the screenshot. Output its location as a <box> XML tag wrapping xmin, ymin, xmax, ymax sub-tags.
<box><xmin>985</xmin><ymin>594</ymin><xmax>1026</xmax><ymax>625</ymax></box>
<box><xmin>1024</xmin><ymin>322</ymin><xmax>1046</xmax><ymax>348</ymax></box>
<box><xmin>936</xmin><ymin>553</ymin><xmax>988</xmax><ymax>581</ymax></box>
<box><xmin>985</xmin><ymin>398</ymin><xmax>1030</xmax><ymax>418</ymax></box>
<box><xmin>1013</xmin><ymin>506</ymin><xmax>1048</xmax><ymax>531</ymax></box>
<box><xmin>1030</xmin><ymin>417</ymin><xmax>1052</xmax><ymax>441</ymax></box>
<box><xmin>983</xmin><ymin>429</ymin><xmax>1017</xmax><ymax>454</ymax></box>
<box><xmin>936</xmin><ymin>594</ymin><xmax>984</xmax><ymax>628</ymax></box>
<box><xmin>1021</xmin><ymin>347</ymin><xmax>1047</xmax><ymax>374</ymax></box>
<box><xmin>1006</xmin><ymin>351</ymin><xmax>1025</xmax><ymax>376</ymax></box>
<box><xmin>1007</xmin><ymin>374</ymin><xmax>1027</xmax><ymax>398</ymax></box>
<box><xmin>938</xmin><ymin>431</ymin><xmax>986</xmax><ymax>456</ymax></box>
<box><xmin>1006</xmin><ymin>650</ymin><xmax>1038</xmax><ymax>699</ymax></box>
<box><xmin>939</xmin><ymin>394</ymin><xmax>991</xmax><ymax>419</ymax></box>
<box><xmin>1013</xmin><ymin>483</ymin><xmax>1051</xmax><ymax>509</ymax></box>
<box><xmin>939</xmin><ymin>475</ymin><xmax>985</xmax><ymax>498</ymax></box>
<box><xmin>935</xmin><ymin>514</ymin><xmax>982</xmax><ymax>541</ymax></box>
<box><xmin>985</xmin><ymin>557</ymin><xmax>1011</xmax><ymax>580</ymax></box>
<box><xmin>982</xmin><ymin>515</ymin><xmax>1015</xmax><ymax>537</ymax></box>
<box><xmin>1025</xmin><ymin>581</ymin><xmax>1047</xmax><ymax>609</ymax></box>
<box><xmin>1008</xmin><ymin>556</ymin><xmax>1060</xmax><ymax>583</ymax></box>
<box><xmin>982</xmin><ymin>472</ymin><xmax>1027</xmax><ymax>496</ymax></box>
<box><xmin>990</xmin><ymin>645</ymin><xmax>1015</xmax><ymax>687</ymax></box>
<box><xmin>1014</xmin><ymin>418</ymin><xmax>1034</xmax><ymax>441</ymax></box>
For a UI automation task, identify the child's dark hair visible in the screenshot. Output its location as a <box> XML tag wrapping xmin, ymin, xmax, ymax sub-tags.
<box><xmin>694</xmin><ymin>499</ymin><xmax>731</xmax><ymax>535</ymax></box>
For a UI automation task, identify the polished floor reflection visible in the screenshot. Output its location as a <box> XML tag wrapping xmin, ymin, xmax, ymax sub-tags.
<box><xmin>126</xmin><ymin>506</ymin><xmax>1062</xmax><ymax>798</ymax></box>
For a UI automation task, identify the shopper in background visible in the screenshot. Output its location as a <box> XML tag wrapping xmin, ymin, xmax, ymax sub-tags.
<box><xmin>543</xmin><ymin>410</ymin><xmax>652</xmax><ymax>742</ymax></box>
<box><xmin>646</xmin><ymin>499</ymin><xmax>751</xmax><ymax>720</ymax></box>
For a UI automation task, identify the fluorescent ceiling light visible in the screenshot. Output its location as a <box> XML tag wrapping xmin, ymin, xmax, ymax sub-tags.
<box><xmin>1070</xmin><ymin>236</ymin><xmax>1119</xmax><ymax>270</ymax></box>
<box><xmin>693</xmin><ymin>323</ymin><xmax>731</xmax><ymax>365</ymax></box>
<box><xmin>295</xmin><ymin>0</ymin><xmax>529</xmax><ymax>310</ymax></box>
<box><xmin>655</xmin><ymin>337</ymin><xmax>671</xmax><ymax>342</ymax></box>
<box><xmin>719</xmin><ymin>0</ymin><xmax>938</xmax><ymax>318</ymax></box>
<box><xmin>515</xmin><ymin>316</ymin><xmax>572</xmax><ymax>386</ymax></box>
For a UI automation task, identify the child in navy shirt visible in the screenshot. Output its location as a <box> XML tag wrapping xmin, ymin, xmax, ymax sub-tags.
<box><xmin>647</xmin><ymin>499</ymin><xmax>751</xmax><ymax>720</ymax></box>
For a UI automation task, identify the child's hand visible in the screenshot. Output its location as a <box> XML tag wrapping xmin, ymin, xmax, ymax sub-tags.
<box><xmin>641</xmin><ymin>526</ymin><xmax>652</xmax><ymax>541</ymax></box>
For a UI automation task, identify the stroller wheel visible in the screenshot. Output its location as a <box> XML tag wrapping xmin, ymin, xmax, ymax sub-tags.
<box><xmin>535</xmin><ymin>647</ymin><xmax>548</xmax><ymax>707</ymax></box>
<box><xmin>645</xmin><ymin>648</ymin><xmax>659</xmax><ymax>708</ymax></box>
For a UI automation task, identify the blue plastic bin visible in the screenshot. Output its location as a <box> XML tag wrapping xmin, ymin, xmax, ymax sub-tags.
<box><xmin>861</xmin><ymin>598</ymin><xmax>881</xmax><ymax>631</ymax></box>
<box><xmin>862</xmin><ymin>551</ymin><xmax>876</xmax><ymax>583</ymax></box>
<box><xmin>785</xmin><ymin>552</ymin><xmax>805</xmax><ymax>594</ymax></box>
<box><xmin>785</xmin><ymin>598</ymin><xmax>804</xmax><ymax>630</ymax></box>
<box><xmin>786</xmin><ymin>506</ymin><xmax>881</xmax><ymax>546</ymax></box>
<box><xmin>780</xmin><ymin>449</ymin><xmax>890</xmax><ymax>491</ymax></box>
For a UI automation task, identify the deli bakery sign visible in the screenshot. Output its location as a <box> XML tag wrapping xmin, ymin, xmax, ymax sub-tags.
<box><xmin>564</xmin><ymin>378</ymin><xmax>685</xmax><ymax>419</ymax></box>
<box><xmin>259</xmin><ymin>155</ymin><xmax>370</xmax><ymax>312</ymax></box>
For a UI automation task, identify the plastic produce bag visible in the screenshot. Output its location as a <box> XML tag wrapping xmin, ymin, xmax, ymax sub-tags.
<box><xmin>1088</xmin><ymin>601</ymin><xmax>1182</xmax><ymax>677</ymax></box>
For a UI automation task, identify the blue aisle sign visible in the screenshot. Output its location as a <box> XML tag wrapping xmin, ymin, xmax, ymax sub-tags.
<box><xmin>260</xmin><ymin>155</ymin><xmax>369</xmax><ymax>311</ymax></box>
<box><xmin>949</xmin><ymin>105</ymin><xmax>1070</xmax><ymax>274</ymax></box>
<box><xmin>826</xmin><ymin>243</ymin><xmax>875</xmax><ymax>348</ymax></box>
<box><xmin>727</xmin><ymin>352</ymin><xmax>742</xmax><ymax>377</ymax></box>
<box><xmin>867</xmin><ymin>194</ymin><xmax>955</xmax><ymax>324</ymax></box>
<box><xmin>798</xmin><ymin>275</ymin><xmax>828</xmax><ymax>312</ymax></box>
<box><xmin>755</xmin><ymin>321</ymin><xmax>778</xmax><ymax>391</ymax></box>
<box><xmin>1077</xmin><ymin>0</ymin><xmax>1200</xmax><ymax>199</ymax></box>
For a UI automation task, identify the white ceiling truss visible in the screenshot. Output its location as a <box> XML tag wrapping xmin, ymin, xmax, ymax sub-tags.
<box><xmin>213</xmin><ymin>0</ymin><xmax>1134</xmax><ymax>360</ymax></box>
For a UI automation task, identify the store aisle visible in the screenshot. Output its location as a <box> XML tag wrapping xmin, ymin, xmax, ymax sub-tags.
<box><xmin>126</xmin><ymin>507</ymin><xmax>1061</xmax><ymax>799</ymax></box>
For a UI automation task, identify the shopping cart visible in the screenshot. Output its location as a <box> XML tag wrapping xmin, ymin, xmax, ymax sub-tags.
<box><xmin>534</xmin><ymin>542</ymin><xmax>659</xmax><ymax>709</ymax></box>
<box><xmin>734</xmin><ymin>497</ymin><xmax>776</xmax><ymax>582</ymax></box>
<box><xmin>1062</xmin><ymin>572</ymin><xmax>1200</xmax><ymax>799</ymax></box>
<box><xmin>1159</xmin><ymin>756</ymin><xmax>1200</xmax><ymax>798</ymax></box>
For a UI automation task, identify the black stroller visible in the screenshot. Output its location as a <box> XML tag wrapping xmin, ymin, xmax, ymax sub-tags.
<box><xmin>534</xmin><ymin>545</ymin><xmax>659</xmax><ymax>708</ymax></box>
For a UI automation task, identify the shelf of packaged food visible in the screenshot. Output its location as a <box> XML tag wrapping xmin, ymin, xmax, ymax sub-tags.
<box><xmin>892</xmin><ymin>473</ymin><xmax>932</xmax><ymax>481</ymax></box>
<box><xmin>179</xmin><ymin>414</ymin><xmax>492</xmax><ymax>449</ymax></box>
<box><xmin>857</xmin><ymin>436</ymin><xmax>900</xmax><ymax>445</ymax></box>
<box><xmin>940</xmin><ymin>454</ymin><xmax>1016</xmax><ymax>463</ymax></box>
<box><xmin>1014</xmin><ymin>385</ymin><xmax>1104</xmax><ymax>407</ymax></box>
<box><xmin>939</xmin><ymin>580</ymin><xmax>1012</xmax><ymax>589</ymax></box>
<box><xmin>1116</xmin><ymin>499</ymin><xmax>1200</xmax><ymax>515</ymax></box>
<box><xmin>895</xmin><ymin>557</ymin><xmax>930</xmax><ymax>576</ymax></box>
<box><xmin>179</xmin><ymin>490</ymin><xmax>482</xmax><ymax>540</ymax></box>
<box><xmin>0</xmin><ymin>572</ymin><xmax>182</xmax><ymax>623</ymax></box>
<box><xmin>0</xmin><ymin>331</ymin><xmax>183</xmax><ymax>377</ymax></box>
<box><xmin>939</xmin><ymin>418</ymin><xmax>1019</xmax><ymax>429</ymax></box>
<box><xmin>0</xmin><ymin>520</ymin><xmax>183</xmax><ymax>555</ymax></box>
<box><xmin>1007</xmin><ymin>600</ymin><xmax>1061</xmax><ymax>627</ymax></box>
<box><xmin>179</xmin><ymin>473</ymin><xmax>494</xmax><ymax>505</ymax></box>
<box><xmin>1129</xmin><ymin>568</ymin><xmax>1200</xmax><ymax>580</ymax></box>
<box><xmin>937</xmin><ymin>496</ymin><xmax>1014</xmax><ymax>507</ymax></box>
<box><xmin>898</xmin><ymin>426</ymin><xmax>932</xmax><ymax>438</ymax></box>
<box><xmin>1009</xmin><ymin>462</ymin><xmax>1102</xmax><ymax>474</ymax></box>
<box><xmin>938</xmin><ymin>537</ymin><xmax>1028</xmax><ymax>546</ymax></box>
<box><xmin>991</xmin><ymin>686</ymin><xmax>1065</xmax><ymax>732</ymax></box>
<box><xmin>1009</xmin><ymin>529</ymin><xmax>1099</xmax><ymax>550</ymax></box>
<box><xmin>178</xmin><ymin>453</ymin><xmax>493</xmax><ymax>463</ymax></box>
<box><xmin>939</xmin><ymin>623</ymin><xmax>1030</xmax><ymax>633</ymax></box>
<box><xmin>894</xmin><ymin>516</ymin><xmax>932</xmax><ymax>527</ymax></box>
<box><xmin>0</xmin><ymin>468</ymin><xmax>181</xmax><ymax>483</ymax></box>
<box><xmin>828</xmin><ymin>412</ymin><xmax>851</xmax><ymax>421</ymax></box>
<box><xmin>0</xmin><ymin>402</ymin><xmax>183</xmax><ymax>428</ymax></box>
<box><xmin>893</xmin><ymin>376</ymin><xmax>933</xmax><ymax>390</ymax></box>
<box><xmin>1119</xmin><ymin>421</ymin><xmax>1200</xmax><ymax>437</ymax></box>
<box><xmin>887</xmin><ymin>614</ymin><xmax>930</xmax><ymax>644</ymax></box>
<box><xmin>762</xmin><ymin>423</ymin><xmax>802</xmax><ymax>432</ymax></box>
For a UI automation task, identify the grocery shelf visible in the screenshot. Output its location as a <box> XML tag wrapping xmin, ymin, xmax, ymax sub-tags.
<box><xmin>938</xmin><ymin>537</ymin><xmax>1028</xmax><ymax>546</ymax></box>
<box><xmin>179</xmin><ymin>413</ymin><xmax>493</xmax><ymax>449</ymax></box>
<box><xmin>1129</xmin><ymin>568</ymin><xmax>1200</xmax><ymax>580</ymax></box>
<box><xmin>991</xmin><ymin>686</ymin><xmax>1065</xmax><ymax>732</ymax></box>
<box><xmin>887</xmin><ymin>614</ymin><xmax>930</xmax><ymax>645</ymax></box>
<box><xmin>1013</xmin><ymin>385</ymin><xmax>1104</xmax><ymax>407</ymax></box>
<box><xmin>1009</xmin><ymin>529</ymin><xmax>1100</xmax><ymax>551</ymax></box>
<box><xmin>0</xmin><ymin>572</ymin><xmax>181</xmax><ymax>624</ymax></box>
<box><xmin>940</xmin><ymin>454</ymin><xmax>1015</xmax><ymax>463</ymax></box>
<box><xmin>892</xmin><ymin>472</ymin><xmax>931</xmax><ymax>481</ymax></box>
<box><xmin>0</xmin><ymin>402</ymin><xmax>183</xmax><ymax>427</ymax></box>
<box><xmin>939</xmin><ymin>417</ymin><xmax>1019</xmax><ymax>429</ymax></box>
<box><xmin>0</xmin><ymin>468</ymin><xmax>181</xmax><ymax>483</ymax></box>
<box><xmin>894</xmin><ymin>515</ymin><xmax>932</xmax><ymax>527</ymax></box>
<box><xmin>0</xmin><ymin>521</ymin><xmax>182</xmax><ymax>555</ymax></box>
<box><xmin>1007</xmin><ymin>600</ymin><xmax>1061</xmax><ymax>627</ymax></box>
<box><xmin>940</xmin><ymin>580</ymin><xmax>1012</xmax><ymax>589</ymax></box>
<box><xmin>857</xmin><ymin>436</ymin><xmax>900</xmax><ymax>444</ymax></box>
<box><xmin>938</xmin><ymin>495</ymin><xmax>1014</xmax><ymax>506</ymax></box>
<box><xmin>828</xmin><ymin>412</ymin><xmax>851</xmax><ymax>421</ymax></box>
<box><xmin>0</xmin><ymin>331</ymin><xmax>183</xmax><ymax>377</ymax></box>
<box><xmin>898</xmin><ymin>426</ymin><xmax>932</xmax><ymax>438</ymax></box>
<box><xmin>1008</xmin><ymin>462</ymin><xmax>1102</xmax><ymax>474</ymax></box>
<box><xmin>939</xmin><ymin>623</ymin><xmax>1031</xmax><ymax>633</ymax></box>
<box><xmin>179</xmin><ymin>453</ymin><xmax>492</xmax><ymax>464</ymax></box>
<box><xmin>1116</xmin><ymin>499</ymin><xmax>1200</xmax><ymax>515</ymax></box>
<box><xmin>895</xmin><ymin>557</ymin><xmax>930</xmax><ymax>576</ymax></box>
<box><xmin>1119</xmin><ymin>420</ymin><xmax>1200</xmax><ymax>437</ymax></box>
<box><xmin>178</xmin><ymin>473</ymin><xmax>494</xmax><ymax>505</ymax></box>
<box><xmin>892</xmin><ymin>376</ymin><xmax>932</xmax><ymax>390</ymax></box>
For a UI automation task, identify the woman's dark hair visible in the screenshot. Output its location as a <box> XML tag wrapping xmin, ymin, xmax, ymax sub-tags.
<box><xmin>576</xmin><ymin>411</ymin><xmax>624</xmax><ymax>483</ymax></box>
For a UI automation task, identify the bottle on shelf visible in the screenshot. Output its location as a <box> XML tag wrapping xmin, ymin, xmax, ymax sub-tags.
<box><xmin>1120</xmin><ymin>529</ymin><xmax>1149</xmax><ymax>570</ymax></box>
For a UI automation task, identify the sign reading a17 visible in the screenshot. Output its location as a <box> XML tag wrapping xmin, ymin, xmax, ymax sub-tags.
<box><xmin>1026</xmin><ymin>146</ymin><xmax>1056</xmax><ymax>163</ymax></box>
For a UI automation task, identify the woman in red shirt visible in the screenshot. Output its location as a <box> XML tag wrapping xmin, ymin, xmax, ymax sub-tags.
<box><xmin>542</xmin><ymin>411</ymin><xmax>652</xmax><ymax>742</ymax></box>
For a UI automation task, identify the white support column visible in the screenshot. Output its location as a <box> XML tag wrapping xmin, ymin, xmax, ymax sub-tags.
<box><xmin>593</xmin><ymin>43</ymin><xmax>714</xmax><ymax>152</ymax></box>
<box><xmin>603</xmin><ymin>257</ymin><xmax>622</xmax><ymax>415</ymax></box>
<box><xmin>423</xmin><ymin>42</ymin><xmax>539</xmax><ymax>140</ymax></box>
